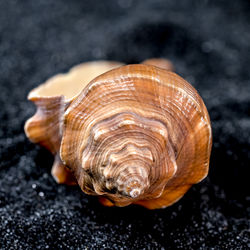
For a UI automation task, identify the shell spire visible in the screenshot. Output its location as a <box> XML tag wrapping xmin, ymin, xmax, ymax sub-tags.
<box><xmin>116</xmin><ymin>165</ymin><xmax>150</xmax><ymax>198</ymax></box>
<box><xmin>60</xmin><ymin>64</ymin><xmax>212</xmax><ymax>209</ymax></box>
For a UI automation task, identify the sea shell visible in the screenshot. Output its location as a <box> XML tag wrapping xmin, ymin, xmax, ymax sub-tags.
<box><xmin>25</xmin><ymin>60</ymin><xmax>212</xmax><ymax>209</ymax></box>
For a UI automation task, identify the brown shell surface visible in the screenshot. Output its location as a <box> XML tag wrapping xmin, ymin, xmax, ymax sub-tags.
<box><xmin>60</xmin><ymin>64</ymin><xmax>212</xmax><ymax>209</ymax></box>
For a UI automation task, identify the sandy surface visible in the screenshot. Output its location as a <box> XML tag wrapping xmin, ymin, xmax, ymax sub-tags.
<box><xmin>0</xmin><ymin>0</ymin><xmax>249</xmax><ymax>249</ymax></box>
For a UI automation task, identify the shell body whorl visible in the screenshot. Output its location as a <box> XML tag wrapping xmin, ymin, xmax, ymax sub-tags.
<box><xmin>60</xmin><ymin>64</ymin><xmax>212</xmax><ymax>209</ymax></box>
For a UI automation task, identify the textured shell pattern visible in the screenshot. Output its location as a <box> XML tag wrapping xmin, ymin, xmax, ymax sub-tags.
<box><xmin>25</xmin><ymin>60</ymin><xmax>212</xmax><ymax>209</ymax></box>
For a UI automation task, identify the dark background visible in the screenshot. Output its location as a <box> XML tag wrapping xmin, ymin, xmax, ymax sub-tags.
<box><xmin>0</xmin><ymin>0</ymin><xmax>249</xmax><ymax>249</ymax></box>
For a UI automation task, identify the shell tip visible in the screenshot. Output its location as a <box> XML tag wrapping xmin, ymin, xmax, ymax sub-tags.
<box><xmin>129</xmin><ymin>188</ymin><xmax>141</xmax><ymax>198</ymax></box>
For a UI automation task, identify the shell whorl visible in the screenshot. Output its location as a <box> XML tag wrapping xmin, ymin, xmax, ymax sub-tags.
<box><xmin>78</xmin><ymin>112</ymin><xmax>177</xmax><ymax>203</ymax></box>
<box><xmin>60</xmin><ymin>64</ymin><xmax>212</xmax><ymax>208</ymax></box>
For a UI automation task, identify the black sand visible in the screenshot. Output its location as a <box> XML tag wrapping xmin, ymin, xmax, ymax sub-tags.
<box><xmin>0</xmin><ymin>0</ymin><xmax>249</xmax><ymax>249</ymax></box>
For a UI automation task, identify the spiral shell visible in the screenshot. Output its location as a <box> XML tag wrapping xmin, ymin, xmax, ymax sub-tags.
<box><xmin>25</xmin><ymin>60</ymin><xmax>212</xmax><ymax>209</ymax></box>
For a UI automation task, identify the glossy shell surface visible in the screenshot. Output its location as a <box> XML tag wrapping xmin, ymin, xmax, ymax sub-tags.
<box><xmin>59</xmin><ymin>64</ymin><xmax>212</xmax><ymax>209</ymax></box>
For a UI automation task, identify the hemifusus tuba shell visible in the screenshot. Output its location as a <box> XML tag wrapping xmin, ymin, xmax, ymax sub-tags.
<box><xmin>25</xmin><ymin>59</ymin><xmax>212</xmax><ymax>209</ymax></box>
